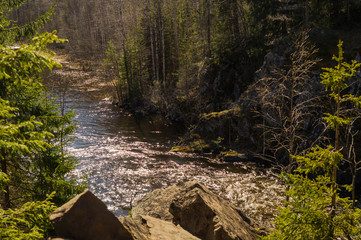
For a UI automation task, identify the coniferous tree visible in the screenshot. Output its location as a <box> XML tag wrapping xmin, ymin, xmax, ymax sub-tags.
<box><xmin>0</xmin><ymin>0</ymin><xmax>85</xmax><ymax>209</ymax></box>
<box><xmin>0</xmin><ymin>99</ymin><xmax>57</xmax><ymax>239</ymax></box>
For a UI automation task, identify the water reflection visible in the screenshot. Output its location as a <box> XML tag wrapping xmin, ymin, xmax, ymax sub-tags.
<box><xmin>54</xmin><ymin>88</ymin><xmax>283</xmax><ymax>227</ymax></box>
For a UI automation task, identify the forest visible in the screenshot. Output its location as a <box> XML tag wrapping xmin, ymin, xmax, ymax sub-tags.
<box><xmin>2</xmin><ymin>0</ymin><xmax>361</xmax><ymax>239</ymax></box>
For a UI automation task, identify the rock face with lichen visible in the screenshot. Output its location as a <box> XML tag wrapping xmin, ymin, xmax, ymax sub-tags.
<box><xmin>49</xmin><ymin>181</ymin><xmax>258</xmax><ymax>240</ymax></box>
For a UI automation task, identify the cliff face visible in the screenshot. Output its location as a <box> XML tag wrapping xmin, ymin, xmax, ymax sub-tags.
<box><xmin>49</xmin><ymin>181</ymin><xmax>260</xmax><ymax>240</ymax></box>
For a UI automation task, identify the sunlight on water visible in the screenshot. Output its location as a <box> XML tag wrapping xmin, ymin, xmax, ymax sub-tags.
<box><xmin>56</xmin><ymin>89</ymin><xmax>284</xmax><ymax>228</ymax></box>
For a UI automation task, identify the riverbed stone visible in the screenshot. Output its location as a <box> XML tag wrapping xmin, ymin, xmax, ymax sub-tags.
<box><xmin>132</xmin><ymin>180</ymin><xmax>258</xmax><ymax>240</ymax></box>
<box><xmin>49</xmin><ymin>190</ymin><xmax>133</xmax><ymax>240</ymax></box>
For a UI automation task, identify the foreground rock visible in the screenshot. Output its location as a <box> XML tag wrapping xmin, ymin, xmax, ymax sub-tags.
<box><xmin>120</xmin><ymin>215</ymin><xmax>201</xmax><ymax>240</ymax></box>
<box><xmin>132</xmin><ymin>180</ymin><xmax>258</xmax><ymax>240</ymax></box>
<box><xmin>50</xmin><ymin>181</ymin><xmax>258</xmax><ymax>240</ymax></box>
<box><xmin>49</xmin><ymin>190</ymin><xmax>133</xmax><ymax>240</ymax></box>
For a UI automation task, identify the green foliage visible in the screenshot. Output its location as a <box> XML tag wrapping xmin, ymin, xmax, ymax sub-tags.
<box><xmin>29</xmin><ymin>98</ymin><xmax>86</xmax><ymax>205</ymax></box>
<box><xmin>292</xmin><ymin>145</ymin><xmax>343</xmax><ymax>174</ymax></box>
<box><xmin>0</xmin><ymin>30</ymin><xmax>84</xmax><ymax>205</ymax></box>
<box><xmin>171</xmin><ymin>139</ymin><xmax>210</xmax><ymax>153</ymax></box>
<box><xmin>0</xmin><ymin>1</ymin><xmax>86</xmax><ymax>238</ymax></box>
<box><xmin>212</xmin><ymin>136</ymin><xmax>224</xmax><ymax>146</ymax></box>
<box><xmin>0</xmin><ymin>193</ymin><xmax>57</xmax><ymax>240</ymax></box>
<box><xmin>0</xmin><ymin>172</ymin><xmax>9</xmax><ymax>192</ymax></box>
<box><xmin>104</xmin><ymin>41</ymin><xmax>120</xmax><ymax>70</ymax></box>
<box><xmin>323</xmin><ymin>113</ymin><xmax>353</xmax><ymax>130</ymax></box>
<box><xmin>0</xmin><ymin>31</ymin><xmax>65</xmax><ymax>97</ymax></box>
<box><xmin>0</xmin><ymin>98</ymin><xmax>52</xmax><ymax>157</ymax></box>
<box><xmin>321</xmin><ymin>41</ymin><xmax>361</xmax><ymax>97</ymax></box>
<box><xmin>201</xmin><ymin>107</ymin><xmax>241</xmax><ymax>120</ymax></box>
<box><xmin>320</xmin><ymin>42</ymin><xmax>361</xmax><ymax>129</ymax></box>
<box><xmin>104</xmin><ymin>36</ymin><xmax>144</xmax><ymax>103</ymax></box>
<box><xmin>262</xmin><ymin>146</ymin><xmax>361</xmax><ymax>239</ymax></box>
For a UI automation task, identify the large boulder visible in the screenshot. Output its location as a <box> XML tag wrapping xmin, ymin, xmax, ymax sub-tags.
<box><xmin>132</xmin><ymin>180</ymin><xmax>258</xmax><ymax>240</ymax></box>
<box><xmin>49</xmin><ymin>190</ymin><xmax>133</xmax><ymax>240</ymax></box>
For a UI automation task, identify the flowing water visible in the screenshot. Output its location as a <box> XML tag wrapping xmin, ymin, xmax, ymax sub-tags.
<box><xmin>46</xmin><ymin>67</ymin><xmax>284</xmax><ymax>228</ymax></box>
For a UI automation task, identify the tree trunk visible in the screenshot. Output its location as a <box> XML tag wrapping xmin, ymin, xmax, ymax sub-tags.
<box><xmin>206</xmin><ymin>0</ymin><xmax>211</xmax><ymax>57</ymax></box>
<box><xmin>154</xmin><ymin>19</ymin><xmax>160</xmax><ymax>82</ymax></box>
<box><xmin>329</xmin><ymin>86</ymin><xmax>341</xmax><ymax>239</ymax></box>
<box><xmin>123</xmin><ymin>45</ymin><xmax>131</xmax><ymax>100</ymax></box>
<box><xmin>304</xmin><ymin>0</ymin><xmax>309</xmax><ymax>28</ymax></box>
<box><xmin>231</xmin><ymin>0</ymin><xmax>241</xmax><ymax>42</ymax></box>
<box><xmin>148</xmin><ymin>0</ymin><xmax>157</xmax><ymax>81</ymax></box>
<box><xmin>161</xmin><ymin>15</ymin><xmax>166</xmax><ymax>91</ymax></box>
<box><xmin>347</xmin><ymin>0</ymin><xmax>351</xmax><ymax>22</ymax></box>
<box><xmin>153</xmin><ymin>0</ymin><xmax>160</xmax><ymax>83</ymax></box>
<box><xmin>352</xmin><ymin>172</ymin><xmax>356</xmax><ymax>208</ymax></box>
<box><xmin>172</xmin><ymin>0</ymin><xmax>179</xmax><ymax>68</ymax></box>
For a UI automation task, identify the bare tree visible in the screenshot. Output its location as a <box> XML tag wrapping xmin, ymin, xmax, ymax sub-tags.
<box><xmin>253</xmin><ymin>32</ymin><xmax>321</xmax><ymax>172</ymax></box>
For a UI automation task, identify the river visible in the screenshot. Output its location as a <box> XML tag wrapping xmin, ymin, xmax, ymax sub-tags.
<box><xmin>45</xmin><ymin>66</ymin><xmax>284</xmax><ymax>228</ymax></box>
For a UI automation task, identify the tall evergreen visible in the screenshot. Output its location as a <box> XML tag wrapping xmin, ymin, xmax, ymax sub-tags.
<box><xmin>0</xmin><ymin>0</ymin><xmax>85</xmax><ymax>212</ymax></box>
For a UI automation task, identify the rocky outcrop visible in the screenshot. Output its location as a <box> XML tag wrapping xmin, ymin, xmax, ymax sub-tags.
<box><xmin>132</xmin><ymin>180</ymin><xmax>258</xmax><ymax>240</ymax></box>
<box><xmin>49</xmin><ymin>190</ymin><xmax>133</xmax><ymax>240</ymax></box>
<box><xmin>50</xmin><ymin>181</ymin><xmax>258</xmax><ymax>240</ymax></box>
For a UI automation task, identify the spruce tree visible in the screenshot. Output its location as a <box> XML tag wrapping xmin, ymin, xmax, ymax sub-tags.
<box><xmin>0</xmin><ymin>2</ymin><xmax>86</xmax><ymax>238</ymax></box>
<box><xmin>0</xmin><ymin>99</ymin><xmax>57</xmax><ymax>239</ymax></box>
<box><xmin>0</xmin><ymin>0</ymin><xmax>85</xmax><ymax>210</ymax></box>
